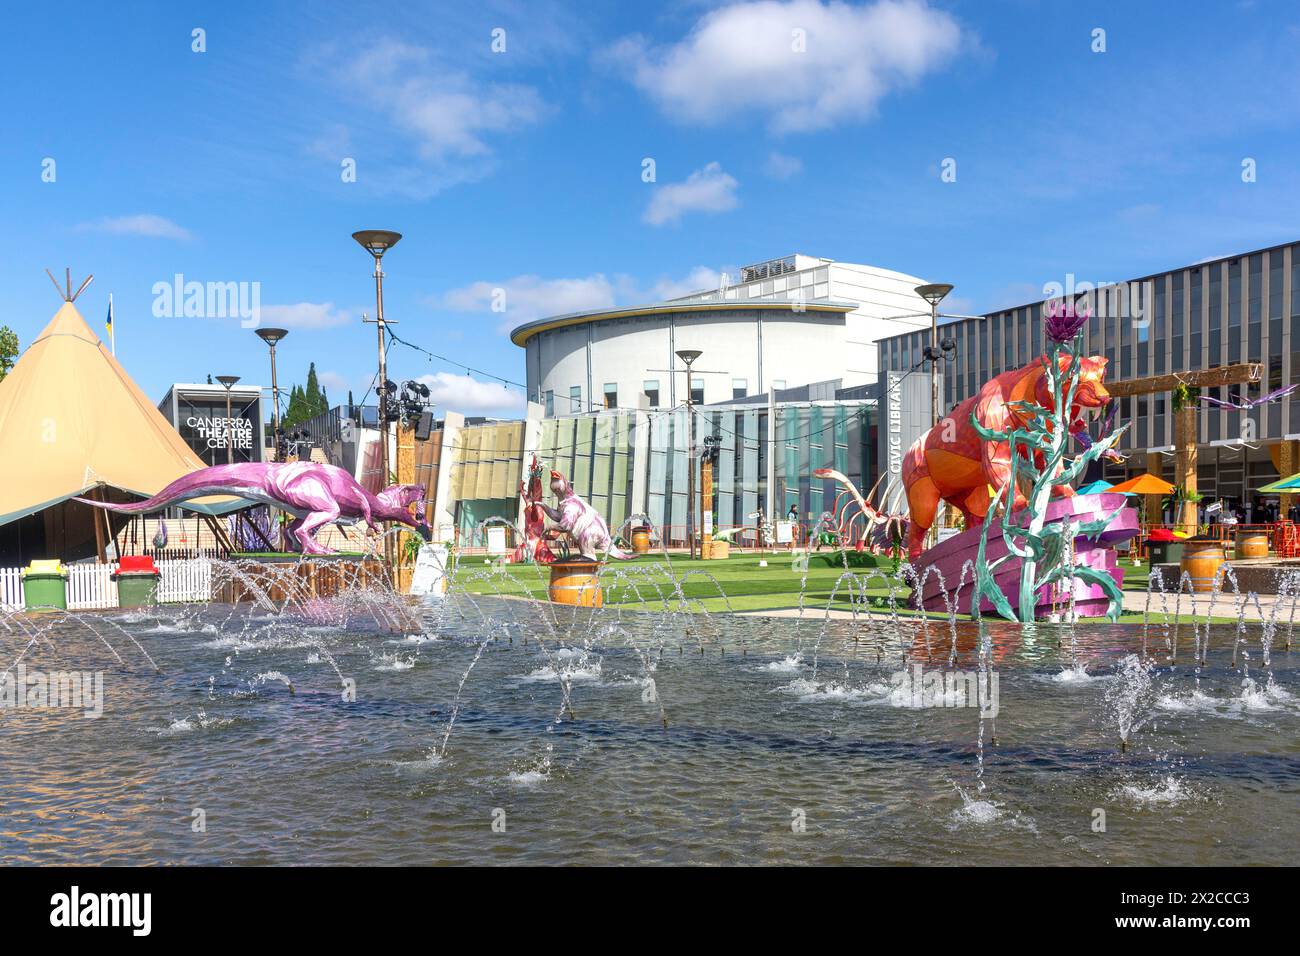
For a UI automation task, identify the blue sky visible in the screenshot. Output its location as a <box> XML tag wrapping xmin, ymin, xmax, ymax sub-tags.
<box><xmin>3</xmin><ymin>0</ymin><xmax>1299</xmax><ymax>417</ymax></box>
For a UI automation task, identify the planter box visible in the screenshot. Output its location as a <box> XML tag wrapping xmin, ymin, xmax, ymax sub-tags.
<box><xmin>1146</xmin><ymin>540</ymin><xmax>1186</xmax><ymax>566</ymax></box>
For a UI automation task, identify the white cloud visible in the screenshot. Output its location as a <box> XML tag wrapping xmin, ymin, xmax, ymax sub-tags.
<box><xmin>76</xmin><ymin>214</ymin><xmax>192</xmax><ymax>241</ymax></box>
<box><xmin>645</xmin><ymin>265</ymin><xmax>730</xmax><ymax>300</ymax></box>
<box><xmin>440</xmin><ymin>274</ymin><xmax>617</xmax><ymax>331</ymax></box>
<box><xmin>764</xmin><ymin>151</ymin><xmax>804</xmax><ymax>179</ymax></box>
<box><xmin>439</xmin><ymin>265</ymin><xmax>733</xmax><ymax>331</ymax></box>
<box><xmin>319</xmin><ymin>38</ymin><xmax>548</xmax><ymax>195</ymax></box>
<box><xmin>317</xmin><ymin>370</ymin><xmax>351</xmax><ymax>395</ymax></box>
<box><xmin>259</xmin><ymin>302</ymin><xmax>352</xmax><ymax>329</ymax></box>
<box><xmin>610</xmin><ymin>0</ymin><xmax>963</xmax><ymax>134</ymax></box>
<box><xmin>643</xmin><ymin>162</ymin><xmax>740</xmax><ymax>226</ymax></box>
<box><xmin>417</xmin><ymin>371</ymin><xmax>526</xmax><ymax>416</ymax></box>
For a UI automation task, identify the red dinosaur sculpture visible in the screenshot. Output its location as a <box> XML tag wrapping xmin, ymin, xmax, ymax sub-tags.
<box><xmin>901</xmin><ymin>354</ymin><xmax>1112</xmax><ymax>560</ymax></box>
<box><xmin>512</xmin><ymin>455</ymin><xmax>558</xmax><ymax>564</ymax></box>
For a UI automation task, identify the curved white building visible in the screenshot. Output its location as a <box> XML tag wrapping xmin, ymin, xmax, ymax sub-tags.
<box><xmin>511</xmin><ymin>254</ymin><xmax>934</xmax><ymax>414</ymax></box>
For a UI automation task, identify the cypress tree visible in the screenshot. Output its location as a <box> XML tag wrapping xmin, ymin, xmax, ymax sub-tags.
<box><xmin>305</xmin><ymin>363</ymin><xmax>321</xmax><ymax>416</ymax></box>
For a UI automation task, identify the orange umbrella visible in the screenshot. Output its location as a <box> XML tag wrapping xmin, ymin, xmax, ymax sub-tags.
<box><xmin>1108</xmin><ymin>474</ymin><xmax>1175</xmax><ymax>496</ymax></box>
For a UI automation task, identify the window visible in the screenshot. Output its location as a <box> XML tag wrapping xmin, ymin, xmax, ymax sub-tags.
<box><xmin>691</xmin><ymin>377</ymin><xmax>705</xmax><ymax>404</ymax></box>
<box><xmin>569</xmin><ymin>385</ymin><xmax>581</xmax><ymax>411</ymax></box>
<box><xmin>1208</xmin><ymin>265</ymin><xmax>1222</xmax><ymax>367</ymax></box>
<box><xmin>544</xmin><ymin>390</ymin><xmax>554</xmax><ymax>417</ymax></box>
<box><xmin>643</xmin><ymin>379</ymin><xmax>659</xmax><ymax>407</ymax></box>
<box><xmin>603</xmin><ymin>383</ymin><xmax>617</xmax><ymax>409</ymax></box>
<box><xmin>732</xmin><ymin>378</ymin><xmax>748</xmax><ymax>400</ymax></box>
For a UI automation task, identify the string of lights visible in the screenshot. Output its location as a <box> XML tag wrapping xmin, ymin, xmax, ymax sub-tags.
<box><xmin>374</xmin><ymin>326</ymin><xmax>871</xmax><ymax>449</ymax></box>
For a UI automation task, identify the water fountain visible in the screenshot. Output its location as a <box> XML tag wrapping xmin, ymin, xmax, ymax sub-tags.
<box><xmin>1</xmin><ymin>532</ymin><xmax>1295</xmax><ymax>865</ymax></box>
<box><xmin>3</xmin><ymin>328</ymin><xmax>1296</xmax><ymax>865</ymax></box>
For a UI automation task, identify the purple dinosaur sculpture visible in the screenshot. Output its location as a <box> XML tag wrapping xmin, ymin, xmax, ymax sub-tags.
<box><xmin>75</xmin><ymin>462</ymin><xmax>430</xmax><ymax>555</ymax></box>
<box><xmin>538</xmin><ymin>469</ymin><xmax>632</xmax><ymax>562</ymax></box>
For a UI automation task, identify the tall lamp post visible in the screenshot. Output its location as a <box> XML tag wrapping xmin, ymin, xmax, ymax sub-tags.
<box><xmin>353</xmin><ymin>230</ymin><xmax>402</xmax><ymax>566</ymax></box>
<box><xmin>675</xmin><ymin>349</ymin><xmax>703</xmax><ymax>559</ymax></box>
<box><xmin>915</xmin><ymin>283</ymin><xmax>954</xmax><ymax>542</ymax></box>
<box><xmin>216</xmin><ymin>375</ymin><xmax>241</xmax><ymax>465</ymax></box>
<box><xmin>914</xmin><ymin>283</ymin><xmax>954</xmax><ymax>432</ymax></box>
<box><xmin>254</xmin><ymin>328</ymin><xmax>288</xmax><ymax>461</ymax></box>
<box><xmin>352</xmin><ymin>230</ymin><xmax>402</xmax><ymax>490</ymax></box>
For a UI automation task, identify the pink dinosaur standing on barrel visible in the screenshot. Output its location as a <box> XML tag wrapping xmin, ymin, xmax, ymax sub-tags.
<box><xmin>534</xmin><ymin>469</ymin><xmax>632</xmax><ymax>563</ymax></box>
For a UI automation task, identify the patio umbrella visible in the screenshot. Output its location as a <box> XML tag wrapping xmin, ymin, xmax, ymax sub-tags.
<box><xmin>1108</xmin><ymin>474</ymin><xmax>1175</xmax><ymax>496</ymax></box>
<box><xmin>1076</xmin><ymin>479</ymin><xmax>1116</xmax><ymax>495</ymax></box>
<box><xmin>1257</xmin><ymin>472</ymin><xmax>1300</xmax><ymax>494</ymax></box>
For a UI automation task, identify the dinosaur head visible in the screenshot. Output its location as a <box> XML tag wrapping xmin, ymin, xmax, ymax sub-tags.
<box><xmin>1036</xmin><ymin>355</ymin><xmax>1111</xmax><ymax>435</ymax></box>
<box><xmin>549</xmin><ymin>470</ymin><xmax>573</xmax><ymax>499</ymax></box>
<box><xmin>377</xmin><ymin>483</ymin><xmax>431</xmax><ymax>539</ymax></box>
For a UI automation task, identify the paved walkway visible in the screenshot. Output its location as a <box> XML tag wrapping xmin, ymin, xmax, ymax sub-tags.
<box><xmin>739</xmin><ymin>590</ymin><xmax>1300</xmax><ymax>623</ymax></box>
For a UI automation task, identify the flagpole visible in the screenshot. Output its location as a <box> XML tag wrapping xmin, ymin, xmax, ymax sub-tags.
<box><xmin>108</xmin><ymin>293</ymin><xmax>115</xmax><ymax>355</ymax></box>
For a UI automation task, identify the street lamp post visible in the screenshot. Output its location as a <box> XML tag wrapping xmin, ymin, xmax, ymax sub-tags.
<box><xmin>675</xmin><ymin>349</ymin><xmax>703</xmax><ymax>559</ymax></box>
<box><xmin>353</xmin><ymin>230</ymin><xmax>402</xmax><ymax>565</ymax></box>
<box><xmin>352</xmin><ymin>230</ymin><xmax>402</xmax><ymax>489</ymax></box>
<box><xmin>915</xmin><ymin>283</ymin><xmax>954</xmax><ymax>543</ymax></box>
<box><xmin>254</xmin><ymin>328</ymin><xmax>288</xmax><ymax>461</ymax></box>
<box><xmin>914</xmin><ymin>283</ymin><xmax>954</xmax><ymax>432</ymax></box>
<box><xmin>216</xmin><ymin>375</ymin><xmax>241</xmax><ymax>465</ymax></box>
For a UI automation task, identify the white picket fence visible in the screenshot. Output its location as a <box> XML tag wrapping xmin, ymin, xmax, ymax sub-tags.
<box><xmin>0</xmin><ymin>558</ymin><xmax>213</xmax><ymax>611</ymax></box>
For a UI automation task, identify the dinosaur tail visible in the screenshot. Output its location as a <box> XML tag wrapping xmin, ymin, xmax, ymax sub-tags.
<box><xmin>72</xmin><ymin>466</ymin><xmax>253</xmax><ymax>514</ymax></box>
<box><xmin>606</xmin><ymin>545</ymin><xmax>635</xmax><ymax>560</ymax></box>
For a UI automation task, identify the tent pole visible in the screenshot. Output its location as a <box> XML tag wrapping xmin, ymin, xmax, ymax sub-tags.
<box><xmin>91</xmin><ymin>488</ymin><xmax>108</xmax><ymax>564</ymax></box>
<box><xmin>202</xmin><ymin>513</ymin><xmax>235</xmax><ymax>557</ymax></box>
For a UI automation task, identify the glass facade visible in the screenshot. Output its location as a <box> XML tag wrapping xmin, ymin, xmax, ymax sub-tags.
<box><xmin>529</xmin><ymin>401</ymin><xmax>871</xmax><ymax>545</ymax></box>
<box><xmin>876</xmin><ymin>243</ymin><xmax>1298</xmax><ymax>505</ymax></box>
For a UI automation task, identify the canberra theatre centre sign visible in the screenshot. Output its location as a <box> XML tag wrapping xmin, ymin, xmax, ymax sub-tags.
<box><xmin>186</xmin><ymin>414</ymin><xmax>253</xmax><ymax>451</ymax></box>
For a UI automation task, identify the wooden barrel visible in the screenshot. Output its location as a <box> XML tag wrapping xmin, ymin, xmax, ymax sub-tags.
<box><xmin>1235</xmin><ymin>533</ymin><xmax>1268</xmax><ymax>559</ymax></box>
<box><xmin>707</xmin><ymin>540</ymin><xmax>729</xmax><ymax>560</ymax></box>
<box><xmin>548</xmin><ymin>562</ymin><xmax>603</xmax><ymax>607</ymax></box>
<box><xmin>631</xmin><ymin>528</ymin><xmax>651</xmax><ymax>554</ymax></box>
<box><xmin>1180</xmin><ymin>540</ymin><xmax>1226</xmax><ymax>593</ymax></box>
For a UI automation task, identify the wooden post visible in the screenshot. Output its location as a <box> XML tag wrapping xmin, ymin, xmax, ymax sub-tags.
<box><xmin>1280</xmin><ymin>440</ymin><xmax>1297</xmax><ymax>517</ymax></box>
<box><xmin>395</xmin><ymin>422</ymin><xmax>417</xmax><ymax>589</ymax></box>
<box><xmin>1143</xmin><ymin>450</ymin><xmax>1164</xmax><ymax>528</ymax></box>
<box><xmin>90</xmin><ymin>487</ymin><xmax>109</xmax><ymax>563</ymax></box>
<box><xmin>201</xmin><ymin>513</ymin><xmax>235</xmax><ymax>556</ymax></box>
<box><xmin>701</xmin><ymin>455</ymin><xmax>714</xmax><ymax>559</ymax></box>
<box><xmin>1174</xmin><ymin>405</ymin><xmax>1198</xmax><ymax>534</ymax></box>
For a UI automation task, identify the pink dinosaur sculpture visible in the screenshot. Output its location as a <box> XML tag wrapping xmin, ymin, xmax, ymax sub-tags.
<box><xmin>75</xmin><ymin>461</ymin><xmax>430</xmax><ymax>555</ymax></box>
<box><xmin>538</xmin><ymin>469</ymin><xmax>632</xmax><ymax>563</ymax></box>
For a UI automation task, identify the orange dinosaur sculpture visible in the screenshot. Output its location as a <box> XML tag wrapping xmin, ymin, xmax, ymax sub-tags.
<box><xmin>902</xmin><ymin>355</ymin><xmax>1113</xmax><ymax>559</ymax></box>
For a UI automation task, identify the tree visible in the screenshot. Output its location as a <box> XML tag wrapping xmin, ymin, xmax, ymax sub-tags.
<box><xmin>279</xmin><ymin>365</ymin><xmax>333</xmax><ymax>428</ymax></box>
<box><xmin>0</xmin><ymin>326</ymin><xmax>18</xmax><ymax>382</ymax></box>
<box><xmin>305</xmin><ymin>363</ymin><xmax>322</xmax><ymax>416</ymax></box>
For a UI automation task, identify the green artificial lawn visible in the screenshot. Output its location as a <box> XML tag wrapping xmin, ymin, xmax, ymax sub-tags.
<box><xmin>453</xmin><ymin>551</ymin><xmax>1238</xmax><ymax>623</ymax></box>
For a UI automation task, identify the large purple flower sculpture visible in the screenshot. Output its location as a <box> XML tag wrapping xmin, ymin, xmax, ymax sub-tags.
<box><xmin>1044</xmin><ymin>300</ymin><xmax>1089</xmax><ymax>343</ymax></box>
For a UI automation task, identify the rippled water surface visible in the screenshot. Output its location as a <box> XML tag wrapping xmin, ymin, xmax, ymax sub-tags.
<box><xmin>1</xmin><ymin>595</ymin><xmax>1297</xmax><ymax>865</ymax></box>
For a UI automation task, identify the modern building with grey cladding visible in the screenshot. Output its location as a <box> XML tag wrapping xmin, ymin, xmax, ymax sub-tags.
<box><xmin>876</xmin><ymin>241</ymin><xmax>1300</xmax><ymax>509</ymax></box>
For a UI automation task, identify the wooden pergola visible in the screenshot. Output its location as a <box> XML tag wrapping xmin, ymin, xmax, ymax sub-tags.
<box><xmin>1107</xmin><ymin>362</ymin><xmax>1263</xmax><ymax>533</ymax></box>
